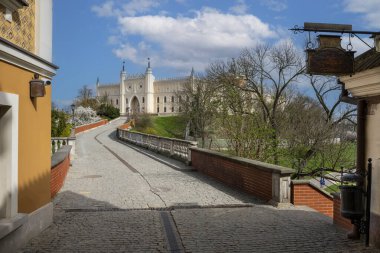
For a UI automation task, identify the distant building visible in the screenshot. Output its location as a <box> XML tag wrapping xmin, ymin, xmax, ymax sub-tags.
<box><xmin>96</xmin><ymin>60</ymin><xmax>194</xmax><ymax>115</ymax></box>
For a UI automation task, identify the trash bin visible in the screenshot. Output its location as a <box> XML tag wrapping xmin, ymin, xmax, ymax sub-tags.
<box><xmin>339</xmin><ymin>174</ymin><xmax>364</xmax><ymax>220</ymax></box>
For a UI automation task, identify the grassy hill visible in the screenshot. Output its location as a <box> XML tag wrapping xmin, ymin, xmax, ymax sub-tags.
<box><xmin>133</xmin><ymin>115</ymin><xmax>187</xmax><ymax>139</ymax></box>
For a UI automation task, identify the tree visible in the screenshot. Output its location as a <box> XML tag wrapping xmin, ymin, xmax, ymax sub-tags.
<box><xmin>75</xmin><ymin>85</ymin><xmax>98</xmax><ymax>109</ymax></box>
<box><xmin>179</xmin><ymin>74</ymin><xmax>220</xmax><ymax>148</ymax></box>
<box><xmin>208</xmin><ymin>42</ymin><xmax>305</xmax><ymax>164</ymax></box>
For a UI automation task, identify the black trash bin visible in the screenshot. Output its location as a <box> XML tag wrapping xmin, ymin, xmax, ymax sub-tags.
<box><xmin>339</xmin><ymin>174</ymin><xmax>364</xmax><ymax>220</ymax></box>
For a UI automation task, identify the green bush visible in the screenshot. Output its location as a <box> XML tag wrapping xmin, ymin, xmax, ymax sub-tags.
<box><xmin>97</xmin><ymin>104</ymin><xmax>120</xmax><ymax>120</ymax></box>
<box><xmin>51</xmin><ymin>109</ymin><xmax>71</xmax><ymax>137</ymax></box>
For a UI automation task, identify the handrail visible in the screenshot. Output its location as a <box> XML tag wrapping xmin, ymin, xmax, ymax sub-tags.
<box><xmin>117</xmin><ymin>128</ymin><xmax>197</xmax><ymax>164</ymax></box>
<box><xmin>51</xmin><ymin>137</ymin><xmax>75</xmax><ymax>155</ymax></box>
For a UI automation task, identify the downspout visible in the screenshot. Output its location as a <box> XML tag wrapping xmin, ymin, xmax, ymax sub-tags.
<box><xmin>339</xmin><ymin>80</ymin><xmax>367</xmax><ymax>240</ymax></box>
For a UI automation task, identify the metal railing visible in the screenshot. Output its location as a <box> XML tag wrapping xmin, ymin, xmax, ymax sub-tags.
<box><xmin>117</xmin><ymin>128</ymin><xmax>197</xmax><ymax>164</ymax></box>
<box><xmin>51</xmin><ymin>137</ymin><xmax>76</xmax><ymax>155</ymax></box>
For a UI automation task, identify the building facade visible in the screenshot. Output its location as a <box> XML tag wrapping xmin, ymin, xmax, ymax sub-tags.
<box><xmin>0</xmin><ymin>0</ymin><xmax>58</xmax><ymax>251</ymax></box>
<box><xmin>96</xmin><ymin>61</ymin><xmax>194</xmax><ymax>116</ymax></box>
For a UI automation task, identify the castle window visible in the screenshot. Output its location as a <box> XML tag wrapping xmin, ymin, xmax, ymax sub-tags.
<box><xmin>157</xmin><ymin>97</ymin><xmax>159</xmax><ymax>103</ymax></box>
<box><xmin>179</xmin><ymin>106</ymin><xmax>182</xmax><ymax>112</ymax></box>
<box><xmin>140</xmin><ymin>85</ymin><xmax>142</xmax><ymax>88</ymax></box>
<box><xmin>164</xmin><ymin>96</ymin><xmax>167</xmax><ymax>103</ymax></box>
<box><xmin>164</xmin><ymin>107</ymin><xmax>167</xmax><ymax>113</ymax></box>
<box><xmin>126</xmin><ymin>98</ymin><xmax>128</xmax><ymax>105</ymax></box>
<box><xmin>171</xmin><ymin>107</ymin><xmax>174</xmax><ymax>112</ymax></box>
<box><xmin>116</xmin><ymin>99</ymin><xmax>118</xmax><ymax>105</ymax></box>
<box><xmin>142</xmin><ymin>97</ymin><xmax>145</xmax><ymax>103</ymax></box>
<box><xmin>179</xmin><ymin>96</ymin><xmax>182</xmax><ymax>102</ymax></box>
<box><xmin>157</xmin><ymin>107</ymin><xmax>159</xmax><ymax>113</ymax></box>
<box><xmin>171</xmin><ymin>96</ymin><xmax>174</xmax><ymax>103</ymax></box>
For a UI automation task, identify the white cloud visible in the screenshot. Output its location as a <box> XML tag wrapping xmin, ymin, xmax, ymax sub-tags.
<box><xmin>341</xmin><ymin>35</ymin><xmax>374</xmax><ymax>56</ymax></box>
<box><xmin>344</xmin><ymin>0</ymin><xmax>380</xmax><ymax>29</ymax></box>
<box><xmin>229</xmin><ymin>0</ymin><xmax>248</xmax><ymax>15</ymax></box>
<box><xmin>115</xmin><ymin>8</ymin><xmax>277</xmax><ymax>70</ymax></box>
<box><xmin>91</xmin><ymin>1</ymin><xmax>117</xmax><ymax>17</ymax></box>
<box><xmin>122</xmin><ymin>0</ymin><xmax>160</xmax><ymax>16</ymax></box>
<box><xmin>260</xmin><ymin>0</ymin><xmax>287</xmax><ymax>12</ymax></box>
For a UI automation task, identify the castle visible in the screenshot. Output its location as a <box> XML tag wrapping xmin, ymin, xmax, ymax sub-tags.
<box><xmin>96</xmin><ymin>60</ymin><xmax>194</xmax><ymax>116</ymax></box>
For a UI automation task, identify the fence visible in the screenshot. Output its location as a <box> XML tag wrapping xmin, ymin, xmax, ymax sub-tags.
<box><xmin>51</xmin><ymin>137</ymin><xmax>76</xmax><ymax>155</ymax></box>
<box><xmin>117</xmin><ymin>128</ymin><xmax>197</xmax><ymax>164</ymax></box>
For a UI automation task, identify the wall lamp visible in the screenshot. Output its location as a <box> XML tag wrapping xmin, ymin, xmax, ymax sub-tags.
<box><xmin>30</xmin><ymin>74</ymin><xmax>51</xmax><ymax>98</ymax></box>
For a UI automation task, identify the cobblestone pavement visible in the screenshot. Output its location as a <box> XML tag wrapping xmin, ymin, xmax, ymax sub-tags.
<box><xmin>21</xmin><ymin>119</ymin><xmax>380</xmax><ymax>252</ymax></box>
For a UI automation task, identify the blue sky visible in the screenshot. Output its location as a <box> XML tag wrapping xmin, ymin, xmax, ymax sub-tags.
<box><xmin>52</xmin><ymin>0</ymin><xmax>380</xmax><ymax>108</ymax></box>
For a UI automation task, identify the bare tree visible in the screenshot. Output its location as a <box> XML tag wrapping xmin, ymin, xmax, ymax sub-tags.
<box><xmin>208</xmin><ymin>42</ymin><xmax>305</xmax><ymax>164</ymax></box>
<box><xmin>179</xmin><ymin>75</ymin><xmax>220</xmax><ymax>148</ymax></box>
<box><xmin>75</xmin><ymin>85</ymin><xmax>98</xmax><ymax>109</ymax></box>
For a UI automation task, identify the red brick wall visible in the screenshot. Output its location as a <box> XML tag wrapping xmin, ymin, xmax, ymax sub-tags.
<box><xmin>50</xmin><ymin>155</ymin><xmax>70</xmax><ymax>198</ymax></box>
<box><xmin>191</xmin><ymin>149</ymin><xmax>273</xmax><ymax>201</ymax></box>
<box><xmin>333</xmin><ymin>196</ymin><xmax>353</xmax><ymax>230</ymax></box>
<box><xmin>291</xmin><ymin>183</ymin><xmax>333</xmax><ymax>217</ymax></box>
<box><xmin>75</xmin><ymin>119</ymin><xmax>108</xmax><ymax>134</ymax></box>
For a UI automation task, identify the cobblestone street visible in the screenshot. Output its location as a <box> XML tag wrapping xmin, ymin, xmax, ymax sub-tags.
<box><xmin>21</xmin><ymin>119</ymin><xmax>380</xmax><ymax>252</ymax></box>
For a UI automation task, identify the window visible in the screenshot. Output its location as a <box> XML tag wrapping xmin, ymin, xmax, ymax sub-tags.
<box><xmin>164</xmin><ymin>96</ymin><xmax>167</xmax><ymax>103</ymax></box>
<box><xmin>157</xmin><ymin>97</ymin><xmax>159</xmax><ymax>103</ymax></box>
<box><xmin>157</xmin><ymin>107</ymin><xmax>159</xmax><ymax>113</ymax></box>
<box><xmin>116</xmin><ymin>99</ymin><xmax>118</xmax><ymax>105</ymax></box>
<box><xmin>111</xmin><ymin>99</ymin><xmax>113</xmax><ymax>105</ymax></box>
<box><xmin>126</xmin><ymin>98</ymin><xmax>128</xmax><ymax>105</ymax></box>
<box><xmin>164</xmin><ymin>107</ymin><xmax>167</xmax><ymax>112</ymax></box>
<box><xmin>179</xmin><ymin>106</ymin><xmax>182</xmax><ymax>112</ymax></box>
<box><xmin>179</xmin><ymin>96</ymin><xmax>182</xmax><ymax>102</ymax></box>
<box><xmin>171</xmin><ymin>107</ymin><xmax>174</xmax><ymax>112</ymax></box>
<box><xmin>171</xmin><ymin>96</ymin><xmax>174</xmax><ymax>102</ymax></box>
<box><xmin>142</xmin><ymin>97</ymin><xmax>145</xmax><ymax>103</ymax></box>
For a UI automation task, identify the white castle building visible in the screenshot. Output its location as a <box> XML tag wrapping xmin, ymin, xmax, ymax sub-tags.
<box><xmin>96</xmin><ymin>60</ymin><xmax>193</xmax><ymax>116</ymax></box>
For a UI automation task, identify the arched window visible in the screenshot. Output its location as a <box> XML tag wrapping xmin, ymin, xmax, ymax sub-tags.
<box><xmin>164</xmin><ymin>96</ymin><xmax>167</xmax><ymax>103</ymax></box>
<box><xmin>126</xmin><ymin>98</ymin><xmax>128</xmax><ymax>105</ymax></box>
<box><xmin>142</xmin><ymin>97</ymin><xmax>145</xmax><ymax>103</ymax></box>
<box><xmin>157</xmin><ymin>107</ymin><xmax>159</xmax><ymax>113</ymax></box>
<box><xmin>171</xmin><ymin>96</ymin><xmax>174</xmax><ymax>102</ymax></box>
<box><xmin>171</xmin><ymin>107</ymin><xmax>174</xmax><ymax>112</ymax></box>
<box><xmin>157</xmin><ymin>97</ymin><xmax>159</xmax><ymax>103</ymax></box>
<box><xmin>116</xmin><ymin>99</ymin><xmax>118</xmax><ymax>105</ymax></box>
<box><xmin>164</xmin><ymin>107</ymin><xmax>167</xmax><ymax>112</ymax></box>
<box><xmin>179</xmin><ymin>106</ymin><xmax>182</xmax><ymax>112</ymax></box>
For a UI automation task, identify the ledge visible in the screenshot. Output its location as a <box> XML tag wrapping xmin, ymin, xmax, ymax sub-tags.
<box><xmin>0</xmin><ymin>214</ymin><xmax>28</xmax><ymax>240</ymax></box>
<box><xmin>51</xmin><ymin>145</ymin><xmax>72</xmax><ymax>168</ymax></box>
<box><xmin>190</xmin><ymin>147</ymin><xmax>294</xmax><ymax>175</ymax></box>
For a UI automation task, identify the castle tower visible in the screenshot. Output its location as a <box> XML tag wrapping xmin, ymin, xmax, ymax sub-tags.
<box><xmin>120</xmin><ymin>61</ymin><xmax>127</xmax><ymax>115</ymax></box>
<box><xmin>96</xmin><ymin>77</ymin><xmax>100</xmax><ymax>97</ymax></box>
<box><xmin>145</xmin><ymin>58</ymin><xmax>155</xmax><ymax>114</ymax></box>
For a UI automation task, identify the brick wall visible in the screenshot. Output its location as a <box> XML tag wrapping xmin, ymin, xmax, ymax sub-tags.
<box><xmin>333</xmin><ymin>194</ymin><xmax>353</xmax><ymax>231</ymax></box>
<box><xmin>291</xmin><ymin>181</ymin><xmax>333</xmax><ymax>217</ymax></box>
<box><xmin>191</xmin><ymin>148</ymin><xmax>293</xmax><ymax>202</ymax></box>
<box><xmin>50</xmin><ymin>153</ymin><xmax>70</xmax><ymax>198</ymax></box>
<box><xmin>75</xmin><ymin>119</ymin><xmax>108</xmax><ymax>134</ymax></box>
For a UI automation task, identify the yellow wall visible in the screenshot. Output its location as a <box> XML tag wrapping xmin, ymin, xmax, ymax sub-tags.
<box><xmin>0</xmin><ymin>60</ymin><xmax>51</xmax><ymax>213</ymax></box>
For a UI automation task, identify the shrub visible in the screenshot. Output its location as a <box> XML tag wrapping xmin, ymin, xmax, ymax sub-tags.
<box><xmin>97</xmin><ymin>104</ymin><xmax>120</xmax><ymax>120</ymax></box>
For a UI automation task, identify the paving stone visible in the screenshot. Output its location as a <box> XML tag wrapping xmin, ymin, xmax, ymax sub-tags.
<box><xmin>21</xmin><ymin>119</ymin><xmax>380</xmax><ymax>252</ymax></box>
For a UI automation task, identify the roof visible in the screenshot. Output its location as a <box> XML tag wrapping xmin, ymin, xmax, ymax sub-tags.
<box><xmin>354</xmin><ymin>48</ymin><xmax>380</xmax><ymax>72</ymax></box>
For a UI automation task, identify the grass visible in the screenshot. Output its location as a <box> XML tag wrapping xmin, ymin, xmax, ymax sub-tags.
<box><xmin>134</xmin><ymin>115</ymin><xmax>187</xmax><ymax>139</ymax></box>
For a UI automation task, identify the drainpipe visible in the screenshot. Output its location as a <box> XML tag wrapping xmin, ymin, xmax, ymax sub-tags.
<box><xmin>338</xmin><ymin>80</ymin><xmax>367</xmax><ymax>240</ymax></box>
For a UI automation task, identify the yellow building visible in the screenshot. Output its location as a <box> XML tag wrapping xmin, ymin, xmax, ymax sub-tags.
<box><xmin>0</xmin><ymin>0</ymin><xmax>58</xmax><ymax>251</ymax></box>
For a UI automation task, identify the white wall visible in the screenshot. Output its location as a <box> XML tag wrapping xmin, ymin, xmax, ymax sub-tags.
<box><xmin>0</xmin><ymin>92</ymin><xmax>19</xmax><ymax>219</ymax></box>
<box><xmin>35</xmin><ymin>0</ymin><xmax>53</xmax><ymax>61</ymax></box>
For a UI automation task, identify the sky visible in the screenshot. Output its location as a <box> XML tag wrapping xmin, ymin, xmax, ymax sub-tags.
<box><xmin>52</xmin><ymin>0</ymin><xmax>380</xmax><ymax>108</ymax></box>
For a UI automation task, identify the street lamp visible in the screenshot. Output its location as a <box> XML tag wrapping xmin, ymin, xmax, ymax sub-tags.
<box><xmin>70</xmin><ymin>104</ymin><xmax>75</xmax><ymax>127</ymax></box>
